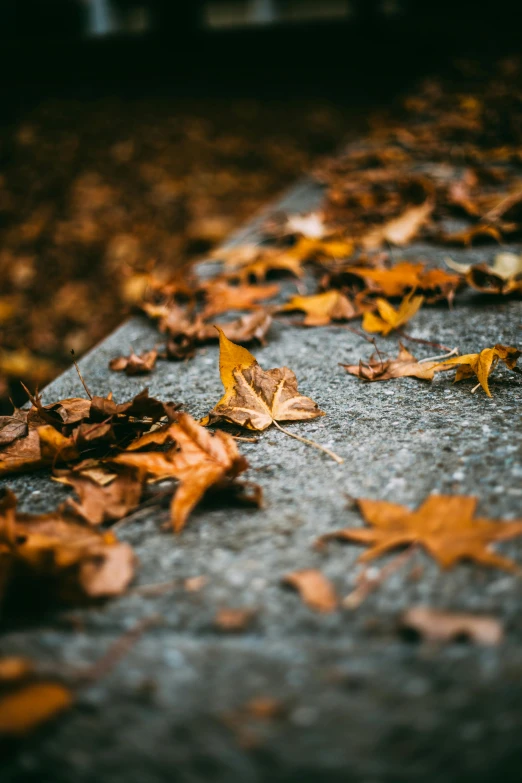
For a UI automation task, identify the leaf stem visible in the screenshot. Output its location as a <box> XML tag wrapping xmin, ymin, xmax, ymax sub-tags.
<box><xmin>273</xmin><ymin>420</ymin><xmax>344</xmax><ymax>464</ymax></box>
<box><xmin>419</xmin><ymin>347</ymin><xmax>459</xmax><ymax>363</ymax></box>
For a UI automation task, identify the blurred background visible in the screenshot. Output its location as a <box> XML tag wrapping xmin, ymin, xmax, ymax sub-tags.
<box><xmin>0</xmin><ymin>0</ymin><xmax>518</xmax><ymax>411</ymax></box>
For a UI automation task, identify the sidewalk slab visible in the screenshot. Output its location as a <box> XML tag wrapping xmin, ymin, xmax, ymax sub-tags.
<box><xmin>2</xmin><ymin>178</ymin><xmax>522</xmax><ymax>783</ymax></box>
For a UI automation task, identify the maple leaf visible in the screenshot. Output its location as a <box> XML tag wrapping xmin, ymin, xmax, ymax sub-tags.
<box><xmin>115</xmin><ymin>411</ymin><xmax>260</xmax><ymax>532</ymax></box>
<box><xmin>204</xmin><ymin>329</ymin><xmax>325</xmax><ymax>431</ymax></box>
<box><xmin>279</xmin><ymin>290</ymin><xmax>360</xmax><ymax>326</ymax></box>
<box><xmin>318</xmin><ymin>494</ymin><xmax>522</xmax><ymax>572</ymax></box>
<box><xmin>341</xmin><ymin>343</ymin><xmax>446</xmax><ymax>382</ymax></box>
<box><xmin>446</xmin><ymin>252</ymin><xmax>522</xmax><ymax>294</ymax></box>
<box><xmin>433</xmin><ymin>344</ymin><xmax>521</xmax><ymax>396</ymax></box>
<box><xmin>201</xmin><ymin>281</ymin><xmax>279</xmax><ymax>318</ymax></box>
<box><xmin>361</xmin><ymin>201</ymin><xmax>433</xmax><ymax>249</ymax></box>
<box><xmin>109</xmin><ymin>349</ymin><xmax>158</xmax><ymax>375</ymax></box>
<box><xmin>362</xmin><ymin>292</ymin><xmax>424</xmax><ymax>336</ymax></box>
<box><xmin>203</xmin><ymin>329</ymin><xmax>343</xmax><ymax>463</ymax></box>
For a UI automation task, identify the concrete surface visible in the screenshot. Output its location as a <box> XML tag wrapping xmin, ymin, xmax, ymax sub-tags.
<box><xmin>1</xmin><ymin>178</ymin><xmax>522</xmax><ymax>783</ymax></box>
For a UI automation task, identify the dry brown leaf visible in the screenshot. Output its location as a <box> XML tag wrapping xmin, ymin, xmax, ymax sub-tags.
<box><xmin>361</xmin><ymin>201</ymin><xmax>433</xmax><ymax>249</ymax></box>
<box><xmin>0</xmin><ymin>411</ymin><xmax>28</xmax><ymax>447</ymax></box>
<box><xmin>0</xmin><ymin>488</ymin><xmax>136</xmax><ymax>602</ymax></box>
<box><xmin>214</xmin><ymin>607</ymin><xmax>257</xmax><ymax>631</ymax></box>
<box><xmin>434</xmin><ymin>343</ymin><xmax>521</xmax><ymax>396</ymax></box>
<box><xmin>278</xmin><ymin>290</ymin><xmax>360</xmax><ymax>326</ymax></box>
<box><xmin>362</xmin><ymin>292</ymin><xmax>424</xmax><ymax>336</ymax></box>
<box><xmin>184</xmin><ymin>575</ymin><xmax>207</xmax><ymax>592</ymax></box>
<box><xmin>62</xmin><ymin>470</ymin><xmax>143</xmax><ymax>526</ymax></box>
<box><xmin>201</xmin><ymin>281</ymin><xmax>279</xmax><ymax>318</ymax></box>
<box><xmin>400</xmin><ymin>606</ymin><xmax>503</xmax><ymax>646</ymax></box>
<box><xmin>282</xmin><ymin>569</ymin><xmax>337</xmax><ymax>613</ymax></box>
<box><xmin>115</xmin><ymin>411</ymin><xmax>259</xmax><ymax>532</ymax></box>
<box><xmin>199</xmin><ymin>311</ymin><xmax>273</xmax><ymax>346</ymax></box>
<box><xmin>224</xmin><ymin>251</ymin><xmax>305</xmax><ymax>283</ymax></box>
<box><xmin>446</xmin><ymin>252</ymin><xmax>522</xmax><ymax>294</ymax></box>
<box><xmin>318</xmin><ymin>494</ymin><xmax>522</xmax><ymax>572</ymax></box>
<box><xmin>203</xmin><ymin>329</ymin><xmax>325</xmax><ymax>431</ymax></box>
<box><xmin>109</xmin><ymin>349</ymin><xmax>158</xmax><ymax>375</ymax></box>
<box><xmin>341</xmin><ymin>343</ymin><xmax>445</xmax><ymax>382</ymax></box>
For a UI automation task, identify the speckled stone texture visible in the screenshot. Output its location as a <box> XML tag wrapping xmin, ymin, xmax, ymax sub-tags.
<box><xmin>2</xmin><ymin>180</ymin><xmax>522</xmax><ymax>783</ymax></box>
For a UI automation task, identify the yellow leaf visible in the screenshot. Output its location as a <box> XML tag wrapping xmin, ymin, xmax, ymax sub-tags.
<box><xmin>435</xmin><ymin>344</ymin><xmax>521</xmax><ymax>396</ymax></box>
<box><xmin>362</xmin><ymin>293</ymin><xmax>424</xmax><ymax>336</ymax></box>
<box><xmin>206</xmin><ymin>332</ymin><xmax>324</xmax><ymax>432</ymax></box>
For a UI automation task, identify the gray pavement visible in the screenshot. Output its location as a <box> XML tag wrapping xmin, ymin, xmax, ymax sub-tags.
<box><xmin>1</xmin><ymin>180</ymin><xmax>522</xmax><ymax>783</ymax></box>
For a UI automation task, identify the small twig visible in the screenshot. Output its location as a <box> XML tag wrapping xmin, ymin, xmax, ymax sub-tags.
<box><xmin>396</xmin><ymin>330</ymin><xmax>452</xmax><ymax>351</ymax></box>
<box><xmin>419</xmin><ymin>347</ymin><xmax>459</xmax><ymax>363</ymax></box>
<box><xmin>273</xmin><ymin>420</ymin><xmax>344</xmax><ymax>464</ymax></box>
<box><xmin>71</xmin><ymin>349</ymin><xmax>93</xmax><ymax>400</ymax></box>
<box><xmin>471</xmin><ymin>381</ymin><xmax>482</xmax><ymax>394</ymax></box>
<box><xmin>232</xmin><ymin>435</ymin><xmax>259</xmax><ymax>443</ymax></box>
<box><xmin>76</xmin><ymin>615</ymin><xmax>161</xmax><ymax>688</ymax></box>
<box><xmin>342</xmin><ymin>545</ymin><xmax>418</xmax><ymax>609</ymax></box>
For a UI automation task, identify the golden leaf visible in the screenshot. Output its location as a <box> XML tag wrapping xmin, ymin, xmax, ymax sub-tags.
<box><xmin>362</xmin><ymin>292</ymin><xmax>424</xmax><ymax>336</ymax></box>
<box><xmin>318</xmin><ymin>494</ymin><xmax>522</xmax><ymax>572</ymax></box>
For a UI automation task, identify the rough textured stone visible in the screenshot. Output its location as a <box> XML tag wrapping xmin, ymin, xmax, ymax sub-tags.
<box><xmin>2</xmin><ymin>180</ymin><xmax>522</xmax><ymax>783</ymax></box>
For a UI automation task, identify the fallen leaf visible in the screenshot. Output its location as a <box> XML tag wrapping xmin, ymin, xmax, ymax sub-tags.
<box><xmin>438</xmin><ymin>224</ymin><xmax>501</xmax><ymax>246</ymax></box>
<box><xmin>400</xmin><ymin>606</ymin><xmax>503</xmax><ymax>645</ymax></box>
<box><xmin>214</xmin><ymin>607</ymin><xmax>257</xmax><ymax>631</ymax></box>
<box><xmin>201</xmin><ymin>281</ymin><xmax>279</xmax><ymax>318</ymax></box>
<box><xmin>342</xmin><ymin>261</ymin><xmax>424</xmax><ymax>298</ymax></box>
<box><xmin>204</xmin><ymin>329</ymin><xmax>325</xmax><ymax>431</ymax></box>
<box><xmin>446</xmin><ymin>252</ymin><xmax>522</xmax><ymax>294</ymax></box>
<box><xmin>184</xmin><ymin>575</ymin><xmax>207</xmax><ymax>592</ymax></box>
<box><xmin>279</xmin><ymin>290</ymin><xmax>359</xmax><ymax>326</ymax></box>
<box><xmin>0</xmin><ymin>488</ymin><xmax>136</xmax><ymax>602</ymax></box>
<box><xmin>0</xmin><ymin>411</ymin><xmax>27</xmax><ymax>447</ymax></box>
<box><xmin>282</xmin><ymin>569</ymin><xmax>337</xmax><ymax>612</ymax></box>
<box><xmin>109</xmin><ymin>349</ymin><xmax>158</xmax><ymax>375</ymax></box>
<box><xmin>318</xmin><ymin>494</ymin><xmax>522</xmax><ymax>572</ymax></box>
<box><xmin>62</xmin><ymin>469</ymin><xmax>143</xmax><ymax>526</ymax></box>
<box><xmin>362</xmin><ymin>292</ymin><xmax>424</xmax><ymax>336</ymax></box>
<box><xmin>288</xmin><ymin>235</ymin><xmax>355</xmax><ymax>263</ymax></box>
<box><xmin>0</xmin><ymin>681</ymin><xmax>73</xmax><ymax>737</ymax></box>
<box><xmin>434</xmin><ymin>344</ymin><xmax>521</xmax><ymax>396</ymax></box>
<box><xmin>199</xmin><ymin>311</ymin><xmax>273</xmax><ymax>346</ymax></box>
<box><xmin>361</xmin><ymin>201</ymin><xmax>433</xmax><ymax>249</ymax></box>
<box><xmin>115</xmin><ymin>411</ymin><xmax>259</xmax><ymax>532</ymax></box>
<box><xmin>285</xmin><ymin>211</ymin><xmax>327</xmax><ymax>239</ymax></box>
<box><xmin>341</xmin><ymin>343</ymin><xmax>444</xmax><ymax>382</ymax></box>
<box><xmin>224</xmin><ymin>251</ymin><xmax>305</xmax><ymax>283</ymax></box>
